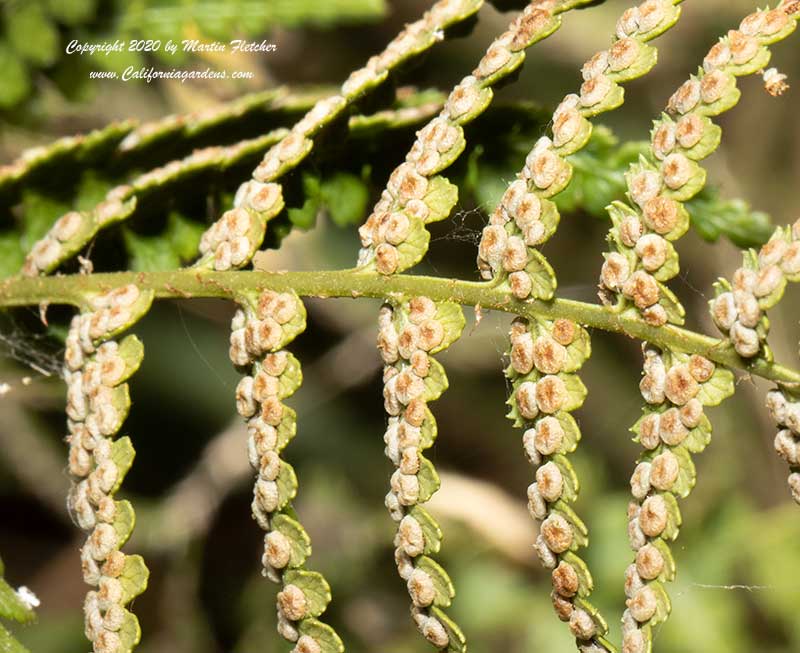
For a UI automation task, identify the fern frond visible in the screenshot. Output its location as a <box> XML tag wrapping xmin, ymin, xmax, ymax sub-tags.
<box><xmin>621</xmin><ymin>345</ymin><xmax>734</xmax><ymax>653</ymax></box>
<box><xmin>357</xmin><ymin>0</ymin><xmax>595</xmax><ymax>275</ymax></box>
<box><xmin>193</xmin><ymin>0</ymin><xmax>485</xmax><ymax>273</ymax></box>
<box><xmin>598</xmin><ymin>1</ymin><xmax>800</xmax><ymax>327</ymax></box>
<box><xmin>710</xmin><ymin>218</ymin><xmax>800</xmax><ymax>359</ymax></box>
<box><xmin>477</xmin><ymin>0</ymin><xmax>683</xmax><ymax>301</ymax></box>
<box><xmin>229</xmin><ymin>289</ymin><xmax>344</xmax><ymax>652</ymax></box>
<box><xmin>378</xmin><ymin>297</ymin><xmax>467</xmax><ymax>651</ymax></box>
<box><xmin>63</xmin><ymin>284</ymin><xmax>154</xmax><ymax>653</ymax></box>
<box><xmin>506</xmin><ymin>317</ymin><xmax>612</xmax><ymax>652</ymax></box>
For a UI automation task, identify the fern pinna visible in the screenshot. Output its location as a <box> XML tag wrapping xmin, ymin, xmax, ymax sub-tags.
<box><xmin>2</xmin><ymin>0</ymin><xmax>800</xmax><ymax>652</ymax></box>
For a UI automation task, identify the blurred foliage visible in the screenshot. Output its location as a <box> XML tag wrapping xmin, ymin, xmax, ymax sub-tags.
<box><xmin>0</xmin><ymin>0</ymin><xmax>386</xmax><ymax>115</ymax></box>
<box><xmin>0</xmin><ymin>555</ymin><xmax>36</xmax><ymax>652</ymax></box>
<box><xmin>2</xmin><ymin>1</ymin><xmax>800</xmax><ymax>653</ymax></box>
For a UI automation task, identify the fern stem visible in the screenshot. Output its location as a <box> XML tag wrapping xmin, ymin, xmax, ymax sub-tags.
<box><xmin>2</xmin><ymin>269</ymin><xmax>798</xmax><ymax>386</ymax></box>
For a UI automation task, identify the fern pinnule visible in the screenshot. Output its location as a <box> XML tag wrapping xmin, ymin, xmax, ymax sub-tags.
<box><xmin>477</xmin><ymin>0</ymin><xmax>683</xmax><ymax>300</ymax></box>
<box><xmin>228</xmin><ymin>289</ymin><xmax>344</xmax><ymax>653</ymax></box>
<box><xmin>598</xmin><ymin>1</ymin><xmax>800</xmax><ymax>327</ymax></box>
<box><xmin>63</xmin><ymin>284</ymin><xmax>153</xmax><ymax>653</ymax></box>
<box><xmin>357</xmin><ymin>0</ymin><xmax>597</xmax><ymax>276</ymax></box>
<box><xmin>621</xmin><ymin>346</ymin><xmax>734</xmax><ymax>653</ymax></box>
<box><xmin>378</xmin><ymin>297</ymin><xmax>466</xmax><ymax>651</ymax></box>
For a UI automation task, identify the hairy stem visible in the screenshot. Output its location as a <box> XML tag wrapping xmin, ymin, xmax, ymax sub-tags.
<box><xmin>2</xmin><ymin>269</ymin><xmax>798</xmax><ymax>386</ymax></box>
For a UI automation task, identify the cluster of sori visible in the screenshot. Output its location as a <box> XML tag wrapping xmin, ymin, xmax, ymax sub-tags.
<box><xmin>199</xmin><ymin>180</ymin><xmax>283</xmax><ymax>271</ymax></box>
<box><xmin>229</xmin><ymin>289</ymin><xmax>343</xmax><ymax>653</ymax></box>
<box><xmin>507</xmin><ymin>317</ymin><xmax>612</xmax><ymax>652</ymax></box>
<box><xmin>377</xmin><ymin>297</ymin><xmax>466</xmax><ymax>651</ymax></box>
<box><xmin>358</xmin><ymin>1</ymin><xmax>576</xmax><ymax>275</ymax></box>
<box><xmin>477</xmin><ymin>0</ymin><xmax>681</xmax><ymax>301</ymax></box>
<box><xmin>711</xmin><ymin>218</ymin><xmax>800</xmax><ymax>357</ymax></box>
<box><xmin>23</xmin><ymin>131</ymin><xmax>287</xmax><ymax>277</ymax></box>
<box><xmin>766</xmin><ymin>388</ymin><xmax>800</xmax><ymax>504</ymax></box>
<box><xmin>63</xmin><ymin>284</ymin><xmax>154</xmax><ymax>653</ymax></box>
<box><xmin>623</xmin><ymin>345</ymin><xmax>734</xmax><ymax>653</ymax></box>
<box><xmin>199</xmin><ymin>0</ymin><xmax>483</xmax><ymax>274</ymax></box>
<box><xmin>599</xmin><ymin>1</ymin><xmax>799</xmax><ymax>326</ymax></box>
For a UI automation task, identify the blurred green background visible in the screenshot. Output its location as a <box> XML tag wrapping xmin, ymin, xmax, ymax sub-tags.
<box><xmin>2</xmin><ymin>1</ymin><xmax>800</xmax><ymax>651</ymax></box>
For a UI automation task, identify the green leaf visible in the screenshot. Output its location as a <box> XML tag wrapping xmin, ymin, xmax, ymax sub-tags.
<box><xmin>477</xmin><ymin>50</ymin><xmax>525</xmax><ymax>87</ymax></box>
<box><xmin>298</xmin><ymin>618</ymin><xmax>344</xmax><ymax>653</ymax></box>
<box><xmin>606</xmin><ymin>43</ymin><xmax>658</xmax><ymax>84</ymax></box>
<box><xmin>47</xmin><ymin>0</ymin><xmax>97</xmax><ymax>25</ymax></box>
<box><xmin>276</xmin><ymin>462</ymin><xmax>299</xmax><ymax>511</ymax></box>
<box><xmin>696</xmin><ymin>79</ymin><xmax>741</xmax><ymax>118</ymax></box>
<box><xmin>725</xmin><ymin>47</ymin><xmax>771</xmax><ymax>78</ymax></box>
<box><xmin>276</xmin><ymin>354</ymin><xmax>303</xmax><ymax>399</ymax></box>
<box><xmin>552</xmin><ymin>115</ymin><xmax>592</xmax><ymax>158</ymax></box>
<box><xmin>112</xmin><ymin>500</ymin><xmax>136</xmax><ymax>549</ymax></box>
<box><xmin>697</xmin><ymin>366</ymin><xmax>735</xmax><ymax>407</ymax></box>
<box><xmin>423</xmin><ymin>176</ymin><xmax>459</xmax><ymax>225</ymax></box>
<box><xmin>430</xmin><ymin>302</ymin><xmax>465</xmax><ymax>354</ymax></box>
<box><xmin>579</xmin><ymin>84</ymin><xmax>625</xmax><ymax>119</ymax></box>
<box><xmin>561</xmin><ymin>551</ymin><xmax>594</xmax><ymax>596</ymax></box>
<box><xmin>574</xmin><ymin>597</ymin><xmax>609</xmax><ymax>635</ymax></box>
<box><xmin>20</xmin><ymin>190</ymin><xmax>70</xmax><ymax>251</ymax></box>
<box><xmin>0</xmin><ymin>235</ymin><xmax>25</xmax><ymax>280</ymax></box>
<box><xmin>423</xmin><ymin>358</ymin><xmax>449</xmax><ymax>402</ymax></box>
<box><xmin>0</xmin><ymin>578</ymin><xmax>35</xmax><ymax>624</ymax></box>
<box><xmin>554</xmin><ymin>412</ymin><xmax>581</xmax><ymax>454</ymax></box>
<box><xmin>272</xmin><ymin>513</ymin><xmax>311</xmax><ymax>568</ymax></box>
<box><xmin>394</xmin><ymin>216</ymin><xmax>430</xmax><ymax>273</ymax></box>
<box><xmin>524</xmin><ymin>250</ymin><xmax>557</xmax><ymax>300</ymax></box>
<box><xmin>276</xmin><ymin>406</ymin><xmax>298</xmax><ymax>452</ymax></box>
<box><xmin>283</xmin><ymin>570</ymin><xmax>331</xmax><ymax>618</ymax></box>
<box><xmin>415</xmin><ymin>556</ymin><xmax>455</xmax><ymax>608</ymax></box>
<box><xmin>550</xmin><ymin>454</ymin><xmax>580</xmax><ymax>503</ymax></box>
<box><xmin>560</xmin><ymin>373</ymin><xmax>587</xmax><ymax>412</ymax></box>
<box><xmin>429</xmin><ymin>606</ymin><xmax>467</xmax><ymax>653</ymax></box>
<box><xmin>320</xmin><ymin>172</ymin><xmax>369</xmax><ymax>228</ymax></box>
<box><xmin>452</xmin><ymin>86</ymin><xmax>493</xmax><ymax>125</ymax></box>
<box><xmin>647</xmin><ymin>580</ymin><xmax>673</xmax><ymax>627</ymax></box>
<box><xmin>123</xmin><ymin>229</ymin><xmax>180</xmax><ymax>272</ymax></box>
<box><xmin>408</xmin><ymin>506</ymin><xmax>442</xmax><ymax>555</ymax></box>
<box><xmin>683</xmin><ymin>413</ymin><xmax>712</xmax><ymax>454</ymax></box>
<box><xmin>659</xmin><ymin>492</ymin><xmax>682</xmax><ymax>541</ymax></box>
<box><xmin>117</xmin><ymin>335</ymin><xmax>146</xmax><ymax>383</ymax></box>
<box><xmin>6</xmin><ymin>3</ymin><xmax>58</xmax><ymax>66</ymax></box>
<box><xmin>651</xmin><ymin>538</ymin><xmax>676</xmax><ymax>582</ymax></box>
<box><xmin>118</xmin><ymin>555</ymin><xmax>149</xmax><ymax>604</ymax></box>
<box><xmin>672</xmin><ymin>445</ymin><xmax>697</xmax><ymax>499</ymax></box>
<box><xmin>657</xmin><ymin>283</ymin><xmax>686</xmax><ymax>326</ymax></box>
<box><xmin>652</xmin><ymin>242</ymin><xmax>679</xmax><ymax>282</ymax></box>
<box><xmin>0</xmin><ymin>622</ymin><xmax>30</xmax><ymax>653</ymax></box>
<box><xmin>287</xmin><ymin>174</ymin><xmax>322</xmax><ymax>230</ymax></box>
<box><xmin>559</xmin><ymin>323</ymin><xmax>591</xmax><ymax>372</ymax></box>
<box><xmin>416</xmin><ymin>455</ymin><xmax>441</xmax><ymax>504</ymax></box>
<box><xmin>662</xmin><ymin>162</ymin><xmax>706</xmax><ymax>204</ymax></box>
<box><xmin>419</xmin><ymin>408</ymin><xmax>438</xmax><ymax>450</ymax></box>
<box><xmin>116</xmin><ymin>609</ymin><xmax>141</xmax><ymax>653</ymax></box>
<box><xmin>551</xmin><ymin>503</ymin><xmax>589</xmax><ymax>549</ymax></box>
<box><xmin>110</xmin><ymin>437</ymin><xmax>136</xmax><ymax>494</ymax></box>
<box><xmin>674</xmin><ymin>115</ymin><xmax>722</xmax><ymax>161</ymax></box>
